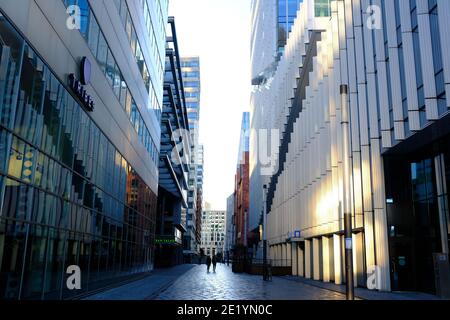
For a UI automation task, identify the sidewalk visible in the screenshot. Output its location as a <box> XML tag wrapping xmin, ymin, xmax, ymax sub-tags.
<box><xmin>281</xmin><ymin>276</ymin><xmax>442</xmax><ymax>300</ymax></box>
<box><xmin>83</xmin><ymin>264</ymin><xmax>195</xmax><ymax>300</ymax></box>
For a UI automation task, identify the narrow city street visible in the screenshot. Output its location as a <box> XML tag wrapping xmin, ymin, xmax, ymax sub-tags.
<box><xmin>86</xmin><ymin>264</ymin><xmax>345</xmax><ymax>300</ymax></box>
<box><xmin>85</xmin><ymin>264</ymin><xmax>438</xmax><ymax>301</ymax></box>
<box><xmin>1</xmin><ymin>0</ymin><xmax>450</xmax><ymax>306</ymax></box>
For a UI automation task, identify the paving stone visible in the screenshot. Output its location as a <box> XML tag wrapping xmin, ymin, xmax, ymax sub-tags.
<box><xmin>85</xmin><ymin>263</ymin><xmax>440</xmax><ymax>300</ymax></box>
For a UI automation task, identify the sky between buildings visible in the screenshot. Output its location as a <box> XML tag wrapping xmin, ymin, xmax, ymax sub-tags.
<box><xmin>169</xmin><ymin>0</ymin><xmax>252</xmax><ymax>210</ymax></box>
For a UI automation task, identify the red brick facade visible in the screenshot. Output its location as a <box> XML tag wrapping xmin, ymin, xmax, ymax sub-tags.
<box><xmin>234</xmin><ymin>152</ymin><xmax>249</xmax><ymax>246</ymax></box>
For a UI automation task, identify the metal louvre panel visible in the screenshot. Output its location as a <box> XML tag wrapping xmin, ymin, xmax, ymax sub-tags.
<box><xmin>417</xmin><ymin>0</ymin><xmax>439</xmax><ymax>120</ymax></box>
<box><xmin>437</xmin><ymin>0</ymin><xmax>450</xmax><ymax>109</ymax></box>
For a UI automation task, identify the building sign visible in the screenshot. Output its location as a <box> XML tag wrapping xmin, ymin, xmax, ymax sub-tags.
<box><xmin>155</xmin><ymin>235</ymin><xmax>182</xmax><ymax>245</ymax></box>
<box><xmin>287</xmin><ymin>230</ymin><xmax>301</xmax><ymax>239</ymax></box>
<box><xmin>155</xmin><ymin>238</ymin><xmax>178</xmax><ymax>245</ymax></box>
<box><xmin>69</xmin><ymin>57</ymin><xmax>94</xmax><ymax>112</ymax></box>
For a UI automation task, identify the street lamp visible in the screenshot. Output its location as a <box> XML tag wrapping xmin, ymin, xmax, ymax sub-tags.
<box><xmin>341</xmin><ymin>84</ymin><xmax>355</xmax><ymax>300</ymax></box>
<box><xmin>262</xmin><ymin>184</ymin><xmax>268</xmax><ymax>281</ymax></box>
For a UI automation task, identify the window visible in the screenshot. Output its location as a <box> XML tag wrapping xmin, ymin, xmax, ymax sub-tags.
<box><xmin>105</xmin><ymin>49</ymin><xmax>115</xmax><ymax>86</ymax></box>
<box><xmin>87</xmin><ymin>11</ymin><xmax>99</xmax><ymax>56</ymax></box>
<box><xmin>315</xmin><ymin>0</ymin><xmax>330</xmax><ymax>17</ymax></box>
<box><xmin>96</xmin><ymin>32</ymin><xmax>108</xmax><ymax>73</ymax></box>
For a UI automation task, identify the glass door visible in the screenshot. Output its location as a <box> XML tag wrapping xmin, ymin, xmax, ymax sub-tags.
<box><xmin>411</xmin><ymin>158</ymin><xmax>443</xmax><ymax>293</ymax></box>
<box><xmin>444</xmin><ymin>151</ymin><xmax>450</xmax><ymax>251</ymax></box>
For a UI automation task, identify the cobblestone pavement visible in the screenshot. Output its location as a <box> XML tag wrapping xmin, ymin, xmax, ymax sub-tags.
<box><xmin>85</xmin><ymin>263</ymin><xmax>439</xmax><ymax>300</ymax></box>
<box><xmin>85</xmin><ymin>265</ymin><xmax>196</xmax><ymax>300</ymax></box>
<box><xmin>154</xmin><ymin>264</ymin><xmax>345</xmax><ymax>300</ymax></box>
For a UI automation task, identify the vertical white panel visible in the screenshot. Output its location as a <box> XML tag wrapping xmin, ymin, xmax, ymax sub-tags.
<box><xmin>286</xmin><ymin>242</ymin><xmax>292</xmax><ymax>267</ymax></box>
<box><xmin>437</xmin><ymin>0</ymin><xmax>450</xmax><ymax>108</ymax></box>
<box><xmin>385</xmin><ymin>0</ymin><xmax>406</xmax><ymax>140</ymax></box>
<box><xmin>399</xmin><ymin>0</ymin><xmax>421</xmax><ymax>131</ymax></box>
<box><xmin>417</xmin><ymin>0</ymin><xmax>439</xmax><ymax>120</ymax></box>
<box><xmin>322</xmin><ymin>236</ymin><xmax>330</xmax><ymax>282</ymax></box>
<box><xmin>333</xmin><ymin>234</ymin><xmax>342</xmax><ymax>284</ymax></box>
<box><xmin>305</xmin><ymin>240</ymin><xmax>311</xmax><ymax>279</ymax></box>
<box><xmin>313</xmin><ymin>238</ymin><xmax>321</xmax><ymax>280</ymax></box>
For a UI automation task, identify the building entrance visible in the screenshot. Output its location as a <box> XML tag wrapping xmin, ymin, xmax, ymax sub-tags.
<box><xmin>385</xmin><ymin>141</ymin><xmax>450</xmax><ymax>294</ymax></box>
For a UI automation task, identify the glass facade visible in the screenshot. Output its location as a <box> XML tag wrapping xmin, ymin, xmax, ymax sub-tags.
<box><xmin>113</xmin><ymin>0</ymin><xmax>164</xmax><ymax>119</ymax></box>
<box><xmin>62</xmin><ymin>0</ymin><xmax>160</xmax><ymax>165</ymax></box>
<box><xmin>0</xmin><ymin>13</ymin><xmax>157</xmax><ymax>299</ymax></box>
<box><xmin>180</xmin><ymin>58</ymin><xmax>200</xmax><ymax>131</ymax></box>
<box><xmin>277</xmin><ymin>0</ymin><xmax>303</xmax><ymax>56</ymax></box>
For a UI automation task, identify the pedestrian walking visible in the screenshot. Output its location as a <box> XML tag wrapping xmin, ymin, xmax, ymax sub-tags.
<box><xmin>206</xmin><ymin>256</ymin><xmax>212</xmax><ymax>273</ymax></box>
<box><xmin>212</xmin><ymin>255</ymin><xmax>217</xmax><ymax>273</ymax></box>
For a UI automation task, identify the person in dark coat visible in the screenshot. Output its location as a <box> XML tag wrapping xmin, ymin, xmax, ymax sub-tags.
<box><xmin>212</xmin><ymin>255</ymin><xmax>217</xmax><ymax>273</ymax></box>
<box><xmin>206</xmin><ymin>256</ymin><xmax>212</xmax><ymax>273</ymax></box>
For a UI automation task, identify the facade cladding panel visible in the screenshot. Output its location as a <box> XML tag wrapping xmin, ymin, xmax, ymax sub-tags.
<box><xmin>250</xmin><ymin>0</ymin><xmax>450</xmax><ymax>294</ymax></box>
<box><xmin>0</xmin><ymin>0</ymin><xmax>167</xmax><ymax>299</ymax></box>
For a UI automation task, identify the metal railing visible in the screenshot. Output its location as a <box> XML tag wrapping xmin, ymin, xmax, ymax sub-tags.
<box><xmin>249</xmin><ymin>259</ymin><xmax>292</xmax><ymax>267</ymax></box>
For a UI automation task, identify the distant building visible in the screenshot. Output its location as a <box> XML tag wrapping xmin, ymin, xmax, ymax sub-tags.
<box><xmin>225</xmin><ymin>194</ymin><xmax>235</xmax><ymax>259</ymax></box>
<box><xmin>201</xmin><ymin>210</ymin><xmax>226</xmax><ymax>258</ymax></box>
<box><xmin>195</xmin><ymin>144</ymin><xmax>204</xmax><ymax>251</ymax></box>
<box><xmin>234</xmin><ymin>113</ymin><xmax>250</xmax><ymax>250</ymax></box>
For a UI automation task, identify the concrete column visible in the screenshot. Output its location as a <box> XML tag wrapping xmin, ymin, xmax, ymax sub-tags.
<box><xmin>322</xmin><ymin>236</ymin><xmax>330</xmax><ymax>282</ymax></box>
<box><xmin>353</xmin><ymin>233</ymin><xmax>364</xmax><ymax>287</ymax></box>
<box><xmin>313</xmin><ymin>238</ymin><xmax>321</xmax><ymax>280</ymax></box>
<box><xmin>298</xmin><ymin>244</ymin><xmax>304</xmax><ymax>277</ymax></box>
<box><xmin>274</xmin><ymin>245</ymin><xmax>277</xmax><ymax>266</ymax></box>
<box><xmin>286</xmin><ymin>242</ymin><xmax>292</xmax><ymax>269</ymax></box>
<box><xmin>333</xmin><ymin>234</ymin><xmax>342</xmax><ymax>284</ymax></box>
<box><xmin>281</xmin><ymin>243</ymin><xmax>286</xmax><ymax>266</ymax></box>
<box><xmin>292</xmin><ymin>243</ymin><xmax>298</xmax><ymax>276</ymax></box>
<box><xmin>277</xmin><ymin>245</ymin><xmax>281</xmax><ymax>266</ymax></box>
<box><xmin>305</xmin><ymin>240</ymin><xmax>311</xmax><ymax>279</ymax></box>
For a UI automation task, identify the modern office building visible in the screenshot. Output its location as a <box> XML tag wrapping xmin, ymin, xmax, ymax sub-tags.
<box><xmin>234</xmin><ymin>112</ymin><xmax>250</xmax><ymax>251</ymax></box>
<box><xmin>180</xmin><ymin>56</ymin><xmax>202</xmax><ymax>260</ymax></box>
<box><xmin>0</xmin><ymin>0</ymin><xmax>167</xmax><ymax>299</ymax></box>
<box><xmin>249</xmin><ymin>0</ymin><xmax>308</xmax><ymax>258</ymax></box>
<box><xmin>200</xmin><ymin>210</ymin><xmax>226</xmax><ymax>258</ymax></box>
<box><xmin>250</xmin><ymin>0</ymin><xmax>450</xmax><ymax>295</ymax></box>
<box><xmin>154</xmin><ymin>17</ymin><xmax>191</xmax><ymax>268</ymax></box>
<box><xmin>195</xmin><ymin>144</ymin><xmax>204</xmax><ymax>250</ymax></box>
